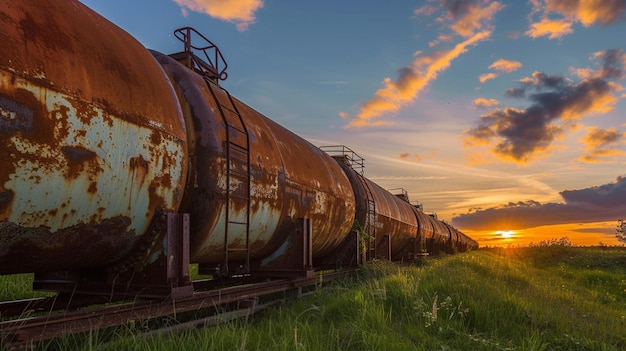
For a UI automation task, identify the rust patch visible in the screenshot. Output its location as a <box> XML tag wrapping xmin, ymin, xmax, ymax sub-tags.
<box><xmin>61</xmin><ymin>145</ymin><xmax>98</xmax><ymax>179</ymax></box>
<box><xmin>0</xmin><ymin>88</ymin><xmax>50</xmax><ymax>202</ymax></box>
<box><xmin>88</xmin><ymin>181</ymin><xmax>98</xmax><ymax>194</ymax></box>
<box><xmin>0</xmin><ymin>216</ymin><xmax>135</xmax><ymax>275</ymax></box>
<box><xmin>103</xmin><ymin>57</ymin><xmax>139</xmax><ymax>86</ymax></box>
<box><xmin>0</xmin><ymin>189</ymin><xmax>14</xmax><ymax>215</ymax></box>
<box><xmin>129</xmin><ymin>154</ymin><xmax>149</xmax><ymax>170</ymax></box>
<box><xmin>53</xmin><ymin>105</ymin><xmax>71</xmax><ymax>142</ymax></box>
<box><xmin>129</xmin><ymin>154</ymin><xmax>150</xmax><ymax>190</ymax></box>
<box><xmin>150</xmin><ymin>130</ymin><xmax>162</xmax><ymax>145</ymax></box>
<box><xmin>147</xmin><ymin>186</ymin><xmax>166</xmax><ymax>219</ymax></box>
<box><xmin>160</xmin><ymin>172</ymin><xmax>172</xmax><ymax>189</ymax></box>
<box><xmin>18</xmin><ymin>12</ymin><xmax>73</xmax><ymax>54</ymax></box>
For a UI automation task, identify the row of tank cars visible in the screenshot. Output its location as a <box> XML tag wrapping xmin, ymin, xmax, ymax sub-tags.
<box><xmin>0</xmin><ymin>0</ymin><xmax>477</xmax><ymax>298</ymax></box>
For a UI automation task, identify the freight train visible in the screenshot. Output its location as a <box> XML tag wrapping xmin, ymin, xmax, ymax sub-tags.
<box><xmin>0</xmin><ymin>0</ymin><xmax>477</xmax><ymax>298</ymax></box>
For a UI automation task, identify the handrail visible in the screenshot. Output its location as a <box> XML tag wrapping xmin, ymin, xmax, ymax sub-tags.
<box><xmin>174</xmin><ymin>27</ymin><xmax>228</xmax><ymax>81</ymax></box>
<box><xmin>319</xmin><ymin>145</ymin><xmax>365</xmax><ymax>175</ymax></box>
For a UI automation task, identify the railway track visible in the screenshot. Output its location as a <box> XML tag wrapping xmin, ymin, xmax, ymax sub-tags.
<box><xmin>1</xmin><ymin>270</ymin><xmax>353</xmax><ymax>348</ymax></box>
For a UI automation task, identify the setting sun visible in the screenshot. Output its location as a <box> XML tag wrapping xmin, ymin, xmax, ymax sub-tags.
<box><xmin>496</xmin><ymin>230</ymin><xmax>514</xmax><ymax>238</ymax></box>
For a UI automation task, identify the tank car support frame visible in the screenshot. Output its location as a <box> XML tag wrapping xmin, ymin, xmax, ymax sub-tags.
<box><xmin>315</xmin><ymin>230</ymin><xmax>361</xmax><ymax>269</ymax></box>
<box><xmin>247</xmin><ymin>218</ymin><xmax>314</xmax><ymax>278</ymax></box>
<box><xmin>32</xmin><ymin>213</ymin><xmax>194</xmax><ymax>300</ymax></box>
<box><xmin>375</xmin><ymin>234</ymin><xmax>392</xmax><ymax>261</ymax></box>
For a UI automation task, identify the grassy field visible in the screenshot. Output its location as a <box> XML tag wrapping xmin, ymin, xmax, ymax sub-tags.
<box><xmin>4</xmin><ymin>246</ymin><xmax>626</xmax><ymax>350</ymax></box>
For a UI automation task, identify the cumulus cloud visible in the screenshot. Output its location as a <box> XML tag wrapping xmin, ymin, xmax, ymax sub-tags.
<box><xmin>479</xmin><ymin>73</ymin><xmax>498</xmax><ymax>83</ymax></box>
<box><xmin>525</xmin><ymin>17</ymin><xmax>573</xmax><ymax>39</ymax></box>
<box><xmin>452</xmin><ymin>175</ymin><xmax>626</xmax><ymax>230</ymax></box>
<box><xmin>443</xmin><ymin>0</ymin><xmax>505</xmax><ymax>37</ymax></box>
<box><xmin>479</xmin><ymin>58</ymin><xmax>523</xmax><ymax>83</ymax></box>
<box><xmin>546</xmin><ymin>0</ymin><xmax>626</xmax><ymax>26</ymax></box>
<box><xmin>474</xmin><ymin>98</ymin><xmax>500</xmax><ymax>109</ymax></box>
<box><xmin>464</xmin><ymin>49</ymin><xmax>626</xmax><ymax>163</ymax></box>
<box><xmin>172</xmin><ymin>0</ymin><xmax>263</xmax><ymax>31</ymax></box>
<box><xmin>579</xmin><ymin>126</ymin><xmax>626</xmax><ymax>163</ymax></box>
<box><xmin>488</xmin><ymin>59</ymin><xmax>522</xmax><ymax>73</ymax></box>
<box><xmin>504</xmin><ymin>87</ymin><xmax>525</xmax><ymax>98</ymax></box>
<box><xmin>526</xmin><ymin>0</ymin><xmax>626</xmax><ymax>39</ymax></box>
<box><xmin>338</xmin><ymin>111</ymin><xmax>350</xmax><ymax>119</ymax></box>
<box><xmin>345</xmin><ymin>1</ymin><xmax>503</xmax><ymax>128</ymax></box>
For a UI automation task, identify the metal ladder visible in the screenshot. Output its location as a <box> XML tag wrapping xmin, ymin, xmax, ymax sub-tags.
<box><xmin>356</xmin><ymin>174</ymin><xmax>376</xmax><ymax>260</ymax></box>
<box><xmin>171</xmin><ymin>27</ymin><xmax>250</xmax><ymax>276</ymax></box>
<box><xmin>205</xmin><ymin>81</ymin><xmax>251</xmax><ymax>276</ymax></box>
<box><xmin>319</xmin><ymin>145</ymin><xmax>376</xmax><ymax>261</ymax></box>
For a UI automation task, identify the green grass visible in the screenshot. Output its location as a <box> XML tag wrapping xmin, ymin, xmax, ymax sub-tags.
<box><xmin>0</xmin><ymin>273</ymin><xmax>52</xmax><ymax>301</ymax></box>
<box><xmin>7</xmin><ymin>247</ymin><xmax>626</xmax><ymax>350</ymax></box>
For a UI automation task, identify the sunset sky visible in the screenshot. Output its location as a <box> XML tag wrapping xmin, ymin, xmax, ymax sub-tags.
<box><xmin>78</xmin><ymin>0</ymin><xmax>626</xmax><ymax>247</ymax></box>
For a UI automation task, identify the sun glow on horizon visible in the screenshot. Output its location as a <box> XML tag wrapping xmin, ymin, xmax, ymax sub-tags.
<box><xmin>496</xmin><ymin>230</ymin><xmax>515</xmax><ymax>238</ymax></box>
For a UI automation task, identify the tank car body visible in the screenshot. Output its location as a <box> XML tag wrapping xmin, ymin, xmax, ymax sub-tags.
<box><xmin>443</xmin><ymin>222</ymin><xmax>460</xmax><ymax>253</ymax></box>
<box><xmin>326</xmin><ymin>149</ymin><xmax>423</xmax><ymax>261</ymax></box>
<box><xmin>426</xmin><ymin>214</ymin><xmax>451</xmax><ymax>254</ymax></box>
<box><xmin>412</xmin><ymin>208</ymin><xmax>434</xmax><ymax>254</ymax></box>
<box><xmin>152</xmin><ymin>48</ymin><xmax>356</xmax><ymax>275</ymax></box>
<box><xmin>0</xmin><ymin>0</ymin><xmax>188</xmax><ymax>275</ymax></box>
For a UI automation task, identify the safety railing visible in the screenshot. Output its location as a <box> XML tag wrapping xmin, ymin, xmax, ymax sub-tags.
<box><xmin>319</xmin><ymin>145</ymin><xmax>365</xmax><ymax>175</ymax></box>
<box><xmin>173</xmin><ymin>27</ymin><xmax>228</xmax><ymax>81</ymax></box>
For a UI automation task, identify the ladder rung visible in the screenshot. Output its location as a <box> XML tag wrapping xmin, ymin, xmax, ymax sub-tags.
<box><xmin>230</xmin><ymin>168</ymin><xmax>250</xmax><ymax>180</ymax></box>
<box><xmin>228</xmin><ymin>220</ymin><xmax>248</xmax><ymax>225</ymax></box>
<box><xmin>220</xmin><ymin>103</ymin><xmax>236</xmax><ymax>112</ymax></box>
<box><xmin>227</xmin><ymin>123</ymin><xmax>246</xmax><ymax>135</ymax></box>
<box><xmin>229</xmin><ymin>142</ymin><xmax>249</xmax><ymax>152</ymax></box>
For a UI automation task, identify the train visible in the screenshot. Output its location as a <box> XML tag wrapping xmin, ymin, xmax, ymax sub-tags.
<box><xmin>0</xmin><ymin>0</ymin><xmax>477</xmax><ymax>299</ymax></box>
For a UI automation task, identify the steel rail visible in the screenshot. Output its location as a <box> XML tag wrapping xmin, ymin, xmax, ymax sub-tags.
<box><xmin>1</xmin><ymin>270</ymin><xmax>354</xmax><ymax>347</ymax></box>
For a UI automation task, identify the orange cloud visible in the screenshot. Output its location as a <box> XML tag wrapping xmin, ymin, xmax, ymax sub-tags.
<box><xmin>488</xmin><ymin>59</ymin><xmax>522</xmax><ymax>73</ymax></box>
<box><xmin>347</xmin><ymin>30</ymin><xmax>491</xmax><ymax>128</ymax></box>
<box><xmin>173</xmin><ymin>0</ymin><xmax>263</xmax><ymax>31</ymax></box>
<box><xmin>527</xmin><ymin>0</ymin><xmax>626</xmax><ymax>39</ymax></box>
<box><xmin>446</xmin><ymin>1</ymin><xmax>505</xmax><ymax>37</ymax></box>
<box><xmin>479</xmin><ymin>73</ymin><xmax>497</xmax><ymax>83</ymax></box>
<box><xmin>398</xmin><ymin>153</ymin><xmax>423</xmax><ymax>162</ymax></box>
<box><xmin>579</xmin><ymin>127</ymin><xmax>626</xmax><ymax>163</ymax></box>
<box><xmin>478</xmin><ymin>59</ymin><xmax>523</xmax><ymax>84</ymax></box>
<box><xmin>546</xmin><ymin>0</ymin><xmax>626</xmax><ymax>26</ymax></box>
<box><xmin>474</xmin><ymin>98</ymin><xmax>500</xmax><ymax>109</ymax></box>
<box><xmin>525</xmin><ymin>17</ymin><xmax>573</xmax><ymax>39</ymax></box>
<box><xmin>347</xmin><ymin>118</ymin><xmax>394</xmax><ymax>128</ymax></box>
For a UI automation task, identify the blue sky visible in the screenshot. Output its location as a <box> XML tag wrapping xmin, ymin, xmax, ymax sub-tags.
<box><xmin>79</xmin><ymin>0</ymin><xmax>626</xmax><ymax>246</ymax></box>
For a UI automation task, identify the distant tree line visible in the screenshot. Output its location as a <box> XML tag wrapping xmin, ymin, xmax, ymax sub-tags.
<box><xmin>528</xmin><ymin>236</ymin><xmax>575</xmax><ymax>247</ymax></box>
<box><xmin>616</xmin><ymin>219</ymin><xmax>626</xmax><ymax>243</ymax></box>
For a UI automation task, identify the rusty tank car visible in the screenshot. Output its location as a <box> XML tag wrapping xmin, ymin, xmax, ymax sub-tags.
<box><xmin>0</xmin><ymin>0</ymin><xmax>476</xmax><ymax>298</ymax></box>
<box><xmin>324</xmin><ymin>146</ymin><xmax>476</xmax><ymax>261</ymax></box>
<box><xmin>0</xmin><ymin>0</ymin><xmax>188</xmax><ymax>275</ymax></box>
